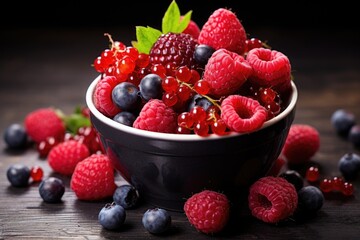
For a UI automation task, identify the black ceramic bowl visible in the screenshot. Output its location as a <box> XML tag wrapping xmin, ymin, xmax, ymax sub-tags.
<box><xmin>86</xmin><ymin>76</ymin><xmax>298</xmax><ymax>212</ymax></box>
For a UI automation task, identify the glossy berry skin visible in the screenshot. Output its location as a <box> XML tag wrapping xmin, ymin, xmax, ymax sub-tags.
<box><xmin>3</xmin><ymin>123</ymin><xmax>28</xmax><ymax>149</ymax></box>
<box><xmin>139</xmin><ymin>73</ymin><xmax>163</xmax><ymax>101</ymax></box>
<box><xmin>194</xmin><ymin>44</ymin><xmax>216</xmax><ymax>68</ymax></box>
<box><xmin>113</xmin><ymin>184</ymin><xmax>139</xmax><ymax>209</ymax></box>
<box><xmin>142</xmin><ymin>208</ymin><xmax>171</xmax><ymax>234</ymax></box>
<box><xmin>98</xmin><ymin>203</ymin><xmax>126</xmax><ymax>230</ymax></box>
<box><xmin>331</xmin><ymin>109</ymin><xmax>356</xmax><ymax>136</ymax></box>
<box><xmin>297</xmin><ymin>186</ymin><xmax>324</xmax><ymax>214</ymax></box>
<box><xmin>279</xmin><ymin>170</ymin><xmax>304</xmax><ymax>192</ymax></box>
<box><xmin>349</xmin><ymin>125</ymin><xmax>360</xmax><ymax>148</ymax></box>
<box><xmin>113</xmin><ymin>111</ymin><xmax>136</xmax><ymax>127</ymax></box>
<box><xmin>6</xmin><ymin>164</ymin><xmax>30</xmax><ymax>187</ymax></box>
<box><xmin>39</xmin><ymin>177</ymin><xmax>65</xmax><ymax>203</ymax></box>
<box><xmin>112</xmin><ymin>82</ymin><xmax>141</xmax><ymax>111</ymax></box>
<box><xmin>338</xmin><ymin>152</ymin><xmax>360</xmax><ymax>181</ymax></box>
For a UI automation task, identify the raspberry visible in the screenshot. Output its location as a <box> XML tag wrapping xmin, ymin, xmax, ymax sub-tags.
<box><xmin>282</xmin><ymin>124</ymin><xmax>320</xmax><ymax>164</ymax></box>
<box><xmin>181</xmin><ymin>16</ymin><xmax>200</xmax><ymax>40</ymax></box>
<box><xmin>48</xmin><ymin>140</ymin><xmax>90</xmax><ymax>175</ymax></box>
<box><xmin>203</xmin><ymin>49</ymin><xmax>252</xmax><ymax>98</ymax></box>
<box><xmin>93</xmin><ymin>75</ymin><xmax>121</xmax><ymax>117</ymax></box>
<box><xmin>248</xmin><ymin>176</ymin><xmax>298</xmax><ymax>223</ymax></box>
<box><xmin>133</xmin><ymin>99</ymin><xmax>178</xmax><ymax>133</ymax></box>
<box><xmin>220</xmin><ymin>95</ymin><xmax>267</xmax><ymax>133</ymax></box>
<box><xmin>24</xmin><ymin>107</ymin><xmax>66</xmax><ymax>143</ymax></box>
<box><xmin>70</xmin><ymin>154</ymin><xmax>117</xmax><ymax>201</ymax></box>
<box><xmin>246</xmin><ymin>48</ymin><xmax>291</xmax><ymax>93</ymax></box>
<box><xmin>198</xmin><ymin>8</ymin><xmax>247</xmax><ymax>55</ymax></box>
<box><xmin>184</xmin><ymin>190</ymin><xmax>230</xmax><ymax>234</ymax></box>
<box><xmin>149</xmin><ymin>32</ymin><xmax>198</xmax><ymax>70</ymax></box>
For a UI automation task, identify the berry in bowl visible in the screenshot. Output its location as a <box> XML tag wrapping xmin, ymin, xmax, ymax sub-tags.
<box><xmin>86</xmin><ymin>2</ymin><xmax>298</xmax><ymax>211</ymax></box>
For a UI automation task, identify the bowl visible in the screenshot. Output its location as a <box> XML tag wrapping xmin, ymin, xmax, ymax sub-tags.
<box><xmin>86</xmin><ymin>75</ymin><xmax>298</xmax><ymax>212</ymax></box>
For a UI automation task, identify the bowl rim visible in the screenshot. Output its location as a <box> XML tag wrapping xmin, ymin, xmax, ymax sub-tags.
<box><xmin>86</xmin><ymin>75</ymin><xmax>298</xmax><ymax>141</ymax></box>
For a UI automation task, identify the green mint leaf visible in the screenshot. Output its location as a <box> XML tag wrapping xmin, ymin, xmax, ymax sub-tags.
<box><xmin>64</xmin><ymin>113</ymin><xmax>91</xmax><ymax>135</ymax></box>
<box><xmin>135</xmin><ymin>26</ymin><xmax>162</xmax><ymax>54</ymax></box>
<box><xmin>176</xmin><ymin>10</ymin><xmax>192</xmax><ymax>33</ymax></box>
<box><xmin>162</xmin><ymin>0</ymin><xmax>181</xmax><ymax>34</ymax></box>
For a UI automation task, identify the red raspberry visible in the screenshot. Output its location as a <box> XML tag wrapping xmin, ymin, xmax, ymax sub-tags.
<box><xmin>24</xmin><ymin>107</ymin><xmax>66</xmax><ymax>143</ymax></box>
<box><xmin>149</xmin><ymin>32</ymin><xmax>198</xmax><ymax>70</ymax></box>
<box><xmin>184</xmin><ymin>190</ymin><xmax>230</xmax><ymax>234</ymax></box>
<box><xmin>248</xmin><ymin>176</ymin><xmax>298</xmax><ymax>223</ymax></box>
<box><xmin>48</xmin><ymin>140</ymin><xmax>90</xmax><ymax>175</ymax></box>
<box><xmin>246</xmin><ymin>48</ymin><xmax>291</xmax><ymax>93</ymax></box>
<box><xmin>220</xmin><ymin>95</ymin><xmax>267</xmax><ymax>133</ymax></box>
<box><xmin>198</xmin><ymin>8</ymin><xmax>247</xmax><ymax>55</ymax></box>
<box><xmin>70</xmin><ymin>154</ymin><xmax>117</xmax><ymax>201</ymax></box>
<box><xmin>203</xmin><ymin>49</ymin><xmax>252</xmax><ymax>98</ymax></box>
<box><xmin>93</xmin><ymin>75</ymin><xmax>121</xmax><ymax>117</ymax></box>
<box><xmin>282</xmin><ymin>124</ymin><xmax>320</xmax><ymax>164</ymax></box>
<box><xmin>181</xmin><ymin>16</ymin><xmax>200</xmax><ymax>40</ymax></box>
<box><xmin>133</xmin><ymin>99</ymin><xmax>177</xmax><ymax>133</ymax></box>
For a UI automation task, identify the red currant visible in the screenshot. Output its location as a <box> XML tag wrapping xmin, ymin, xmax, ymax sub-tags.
<box><xmin>193</xmin><ymin>121</ymin><xmax>209</xmax><ymax>137</ymax></box>
<box><xmin>162</xmin><ymin>76</ymin><xmax>178</xmax><ymax>92</ymax></box>
<box><xmin>319</xmin><ymin>178</ymin><xmax>332</xmax><ymax>193</ymax></box>
<box><xmin>30</xmin><ymin>166</ymin><xmax>44</xmax><ymax>182</ymax></box>
<box><xmin>332</xmin><ymin>176</ymin><xmax>344</xmax><ymax>192</ymax></box>
<box><xmin>342</xmin><ymin>182</ymin><xmax>354</xmax><ymax>196</ymax></box>
<box><xmin>162</xmin><ymin>92</ymin><xmax>178</xmax><ymax>107</ymax></box>
<box><xmin>177</xmin><ymin>112</ymin><xmax>194</xmax><ymax>128</ymax></box>
<box><xmin>176</xmin><ymin>66</ymin><xmax>191</xmax><ymax>83</ymax></box>
<box><xmin>194</xmin><ymin>80</ymin><xmax>210</xmax><ymax>95</ymax></box>
<box><xmin>306</xmin><ymin>166</ymin><xmax>320</xmax><ymax>182</ymax></box>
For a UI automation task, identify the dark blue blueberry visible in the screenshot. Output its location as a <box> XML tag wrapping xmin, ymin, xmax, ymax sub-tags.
<box><xmin>188</xmin><ymin>94</ymin><xmax>213</xmax><ymax>112</ymax></box>
<box><xmin>349</xmin><ymin>125</ymin><xmax>360</xmax><ymax>148</ymax></box>
<box><xmin>139</xmin><ymin>73</ymin><xmax>163</xmax><ymax>101</ymax></box>
<box><xmin>331</xmin><ymin>109</ymin><xmax>356</xmax><ymax>136</ymax></box>
<box><xmin>297</xmin><ymin>186</ymin><xmax>324</xmax><ymax>213</ymax></box>
<box><xmin>338</xmin><ymin>152</ymin><xmax>360</xmax><ymax>181</ymax></box>
<box><xmin>194</xmin><ymin>44</ymin><xmax>216</xmax><ymax>67</ymax></box>
<box><xmin>6</xmin><ymin>164</ymin><xmax>30</xmax><ymax>187</ymax></box>
<box><xmin>142</xmin><ymin>208</ymin><xmax>171</xmax><ymax>234</ymax></box>
<box><xmin>39</xmin><ymin>177</ymin><xmax>65</xmax><ymax>203</ymax></box>
<box><xmin>3</xmin><ymin>123</ymin><xmax>28</xmax><ymax>149</ymax></box>
<box><xmin>113</xmin><ymin>184</ymin><xmax>139</xmax><ymax>209</ymax></box>
<box><xmin>98</xmin><ymin>202</ymin><xmax>126</xmax><ymax>230</ymax></box>
<box><xmin>279</xmin><ymin>170</ymin><xmax>304</xmax><ymax>192</ymax></box>
<box><xmin>112</xmin><ymin>82</ymin><xmax>141</xmax><ymax>111</ymax></box>
<box><xmin>113</xmin><ymin>111</ymin><xmax>136</xmax><ymax>127</ymax></box>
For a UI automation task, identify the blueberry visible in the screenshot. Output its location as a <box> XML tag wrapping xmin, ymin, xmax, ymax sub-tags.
<box><xmin>98</xmin><ymin>202</ymin><xmax>126</xmax><ymax>230</ymax></box>
<box><xmin>338</xmin><ymin>152</ymin><xmax>360</xmax><ymax>180</ymax></box>
<box><xmin>349</xmin><ymin>125</ymin><xmax>360</xmax><ymax>148</ymax></box>
<box><xmin>194</xmin><ymin>44</ymin><xmax>216</xmax><ymax>67</ymax></box>
<box><xmin>6</xmin><ymin>164</ymin><xmax>30</xmax><ymax>187</ymax></box>
<box><xmin>113</xmin><ymin>111</ymin><xmax>136</xmax><ymax>127</ymax></box>
<box><xmin>331</xmin><ymin>109</ymin><xmax>356</xmax><ymax>136</ymax></box>
<box><xmin>297</xmin><ymin>186</ymin><xmax>324</xmax><ymax>213</ymax></box>
<box><xmin>3</xmin><ymin>123</ymin><xmax>28</xmax><ymax>149</ymax></box>
<box><xmin>142</xmin><ymin>208</ymin><xmax>171</xmax><ymax>234</ymax></box>
<box><xmin>188</xmin><ymin>94</ymin><xmax>213</xmax><ymax>112</ymax></box>
<box><xmin>112</xmin><ymin>82</ymin><xmax>141</xmax><ymax>111</ymax></box>
<box><xmin>279</xmin><ymin>170</ymin><xmax>304</xmax><ymax>192</ymax></box>
<box><xmin>113</xmin><ymin>184</ymin><xmax>139</xmax><ymax>209</ymax></box>
<box><xmin>39</xmin><ymin>177</ymin><xmax>65</xmax><ymax>203</ymax></box>
<box><xmin>139</xmin><ymin>73</ymin><xmax>163</xmax><ymax>101</ymax></box>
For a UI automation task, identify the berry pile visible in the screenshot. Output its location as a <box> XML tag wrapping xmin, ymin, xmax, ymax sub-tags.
<box><xmin>91</xmin><ymin>1</ymin><xmax>293</xmax><ymax>136</ymax></box>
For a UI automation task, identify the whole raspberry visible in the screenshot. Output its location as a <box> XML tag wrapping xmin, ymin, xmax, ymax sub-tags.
<box><xmin>133</xmin><ymin>99</ymin><xmax>177</xmax><ymax>133</ymax></box>
<box><xmin>282</xmin><ymin>124</ymin><xmax>320</xmax><ymax>164</ymax></box>
<box><xmin>48</xmin><ymin>140</ymin><xmax>90</xmax><ymax>175</ymax></box>
<box><xmin>246</xmin><ymin>48</ymin><xmax>291</xmax><ymax>93</ymax></box>
<box><xmin>70</xmin><ymin>154</ymin><xmax>117</xmax><ymax>201</ymax></box>
<box><xmin>220</xmin><ymin>95</ymin><xmax>267</xmax><ymax>133</ymax></box>
<box><xmin>93</xmin><ymin>75</ymin><xmax>121</xmax><ymax>117</ymax></box>
<box><xmin>149</xmin><ymin>32</ymin><xmax>198</xmax><ymax>70</ymax></box>
<box><xmin>24</xmin><ymin>107</ymin><xmax>66</xmax><ymax>143</ymax></box>
<box><xmin>203</xmin><ymin>48</ymin><xmax>252</xmax><ymax>98</ymax></box>
<box><xmin>184</xmin><ymin>190</ymin><xmax>230</xmax><ymax>234</ymax></box>
<box><xmin>198</xmin><ymin>8</ymin><xmax>247</xmax><ymax>55</ymax></box>
<box><xmin>248</xmin><ymin>176</ymin><xmax>298</xmax><ymax>223</ymax></box>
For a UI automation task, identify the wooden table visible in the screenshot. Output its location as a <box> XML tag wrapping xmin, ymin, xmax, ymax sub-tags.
<box><xmin>1</xmin><ymin>26</ymin><xmax>360</xmax><ymax>239</ymax></box>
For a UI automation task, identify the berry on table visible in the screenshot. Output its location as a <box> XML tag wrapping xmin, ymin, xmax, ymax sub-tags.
<box><xmin>338</xmin><ymin>152</ymin><xmax>360</xmax><ymax>181</ymax></box>
<box><xmin>113</xmin><ymin>184</ymin><xmax>139</xmax><ymax>209</ymax></box>
<box><xmin>36</xmin><ymin>136</ymin><xmax>60</xmax><ymax>158</ymax></box>
<box><xmin>306</xmin><ymin>166</ymin><xmax>320</xmax><ymax>182</ymax></box>
<box><xmin>30</xmin><ymin>166</ymin><xmax>44</xmax><ymax>182</ymax></box>
<box><xmin>38</xmin><ymin>177</ymin><xmax>65</xmax><ymax>203</ymax></box>
<box><xmin>184</xmin><ymin>190</ymin><xmax>230</xmax><ymax>234</ymax></box>
<box><xmin>142</xmin><ymin>208</ymin><xmax>171</xmax><ymax>234</ymax></box>
<box><xmin>331</xmin><ymin>109</ymin><xmax>356</xmax><ymax>136</ymax></box>
<box><xmin>6</xmin><ymin>164</ymin><xmax>30</xmax><ymax>187</ymax></box>
<box><xmin>296</xmin><ymin>186</ymin><xmax>324</xmax><ymax>216</ymax></box>
<box><xmin>319</xmin><ymin>178</ymin><xmax>333</xmax><ymax>193</ymax></box>
<box><xmin>279</xmin><ymin>170</ymin><xmax>304</xmax><ymax>192</ymax></box>
<box><xmin>98</xmin><ymin>202</ymin><xmax>126</xmax><ymax>231</ymax></box>
<box><xmin>342</xmin><ymin>182</ymin><xmax>355</xmax><ymax>196</ymax></box>
<box><xmin>3</xmin><ymin>123</ymin><xmax>28</xmax><ymax>149</ymax></box>
<box><xmin>349</xmin><ymin>125</ymin><xmax>360</xmax><ymax>148</ymax></box>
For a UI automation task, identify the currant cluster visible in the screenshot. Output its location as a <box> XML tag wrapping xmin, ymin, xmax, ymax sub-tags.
<box><xmin>248</xmin><ymin>86</ymin><xmax>282</xmax><ymax>120</ymax></box>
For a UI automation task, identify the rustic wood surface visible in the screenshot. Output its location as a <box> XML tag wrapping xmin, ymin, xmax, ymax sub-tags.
<box><xmin>1</xmin><ymin>26</ymin><xmax>360</xmax><ymax>240</ymax></box>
